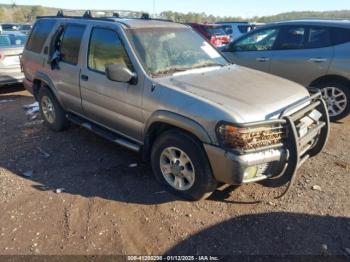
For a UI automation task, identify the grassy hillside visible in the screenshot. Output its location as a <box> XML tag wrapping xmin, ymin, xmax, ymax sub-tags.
<box><xmin>1</xmin><ymin>4</ymin><xmax>350</xmax><ymax>24</ymax></box>
<box><xmin>257</xmin><ymin>10</ymin><xmax>350</xmax><ymax>23</ymax></box>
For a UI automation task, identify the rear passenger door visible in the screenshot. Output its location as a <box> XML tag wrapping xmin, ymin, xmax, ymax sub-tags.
<box><xmin>49</xmin><ymin>23</ymin><xmax>86</xmax><ymax>114</ymax></box>
<box><xmin>270</xmin><ymin>26</ymin><xmax>333</xmax><ymax>87</ymax></box>
<box><xmin>79</xmin><ymin>26</ymin><xmax>143</xmax><ymax>141</ymax></box>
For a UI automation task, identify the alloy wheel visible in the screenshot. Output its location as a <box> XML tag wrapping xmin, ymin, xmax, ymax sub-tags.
<box><xmin>159</xmin><ymin>147</ymin><xmax>195</xmax><ymax>191</ymax></box>
<box><xmin>41</xmin><ymin>96</ymin><xmax>56</xmax><ymax>124</ymax></box>
<box><xmin>321</xmin><ymin>86</ymin><xmax>348</xmax><ymax>117</ymax></box>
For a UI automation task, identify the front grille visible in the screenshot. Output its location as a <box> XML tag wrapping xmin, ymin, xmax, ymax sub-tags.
<box><xmin>230</xmin><ymin>125</ymin><xmax>285</xmax><ymax>151</ymax></box>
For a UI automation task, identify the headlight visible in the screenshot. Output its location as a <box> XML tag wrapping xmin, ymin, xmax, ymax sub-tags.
<box><xmin>216</xmin><ymin>123</ymin><xmax>285</xmax><ymax>151</ymax></box>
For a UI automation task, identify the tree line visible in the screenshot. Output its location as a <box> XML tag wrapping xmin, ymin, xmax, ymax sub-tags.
<box><xmin>1</xmin><ymin>4</ymin><xmax>350</xmax><ymax>24</ymax></box>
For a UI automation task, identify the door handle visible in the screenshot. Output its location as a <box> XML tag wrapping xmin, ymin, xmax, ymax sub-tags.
<box><xmin>256</xmin><ymin>57</ymin><xmax>270</xmax><ymax>62</ymax></box>
<box><xmin>309</xmin><ymin>58</ymin><xmax>327</xmax><ymax>63</ymax></box>
<box><xmin>81</xmin><ymin>74</ymin><xmax>89</xmax><ymax>81</ymax></box>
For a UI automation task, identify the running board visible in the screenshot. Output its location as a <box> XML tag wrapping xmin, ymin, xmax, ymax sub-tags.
<box><xmin>66</xmin><ymin>113</ymin><xmax>141</xmax><ymax>152</ymax></box>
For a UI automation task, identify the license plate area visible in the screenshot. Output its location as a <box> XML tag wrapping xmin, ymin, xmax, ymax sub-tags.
<box><xmin>297</xmin><ymin>109</ymin><xmax>322</xmax><ymax>138</ymax></box>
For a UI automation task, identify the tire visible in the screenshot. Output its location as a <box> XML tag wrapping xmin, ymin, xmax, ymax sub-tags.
<box><xmin>38</xmin><ymin>88</ymin><xmax>69</xmax><ymax>131</ymax></box>
<box><xmin>315</xmin><ymin>80</ymin><xmax>350</xmax><ymax>122</ymax></box>
<box><xmin>151</xmin><ymin>130</ymin><xmax>217</xmax><ymax>201</ymax></box>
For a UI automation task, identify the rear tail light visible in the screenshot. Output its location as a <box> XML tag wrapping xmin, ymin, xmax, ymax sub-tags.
<box><xmin>0</xmin><ymin>52</ymin><xmax>4</xmax><ymax>61</ymax></box>
<box><xmin>222</xmin><ymin>35</ymin><xmax>230</xmax><ymax>43</ymax></box>
<box><xmin>210</xmin><ymin>36</ymin><xmax>222</xmax><ymax>47</ymax></box>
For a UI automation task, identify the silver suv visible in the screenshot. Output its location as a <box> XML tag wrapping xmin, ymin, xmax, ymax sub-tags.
<box><xmin>21</xmin><ymin>12</ymin><xmax>329</xmax><ymax>200</ymax></box>
<box><xmin>223</xmin><ymin>19</ymin><xmax>350</xmax><ymax>121</ymax></box>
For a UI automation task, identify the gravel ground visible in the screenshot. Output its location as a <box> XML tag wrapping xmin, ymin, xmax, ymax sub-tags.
<box><xmin>0</xmin><ymin>85</ymin><xmax>349</xmax><ymax>257</ymax></box>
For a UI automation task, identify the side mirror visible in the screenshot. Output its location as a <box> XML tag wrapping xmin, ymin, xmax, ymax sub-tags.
<box><xmin>105</xmin><ymin>64</ymin><xmax>137</xmax><ymax>84</ymax></box>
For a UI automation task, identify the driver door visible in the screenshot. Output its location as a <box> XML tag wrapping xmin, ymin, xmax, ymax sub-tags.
<box><xmin>223</xmin><ymin>27</ymin><xmax>280</xmax><ymax>73</ymax></box>
<box><xmin>79</xmin><ymin>26</ymin><xmax>143</xmax><ymax>141</ymax></box>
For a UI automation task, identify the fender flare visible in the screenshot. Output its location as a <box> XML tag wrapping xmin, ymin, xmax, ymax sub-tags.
<box><xmin>144</xmin><ymin>110</ymin><xmax>212</xmax><ymax>144</ymax></box>
<box><xmin>33</xmin><ymin>71</ymin><xmax>64</xmax><ymax>107</ymax></box>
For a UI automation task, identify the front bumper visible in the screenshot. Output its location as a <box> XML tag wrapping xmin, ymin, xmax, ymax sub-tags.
<box><xmin>205</xmin><ymin>92</ymin><xmax>330</xmax><ymax>185</ymax></box>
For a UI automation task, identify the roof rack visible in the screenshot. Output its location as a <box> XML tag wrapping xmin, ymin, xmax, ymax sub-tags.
<box><xmin>36</xmin><ymin>10</ymin><xmax>174</xmax><ymax>24</ymax></box>
<box><xmin>216</xmin><ymin>21</ymin><xmax>249</xmax><ymax>24</ymax></box>
<box><xmin>36</xmin><ymin>10</ymin><xmax>124</xmax><ymax>24</ymax></box>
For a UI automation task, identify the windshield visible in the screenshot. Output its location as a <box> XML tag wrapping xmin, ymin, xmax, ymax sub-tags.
<box><xmin>127</xmin><ymin>28</ymin><xmax>229</xmax><ymax>77</ymax></box>
<box><xmin>0</xmin><ymin>34</ymin><xmax>27</xmax><ymax>48</ymax></box>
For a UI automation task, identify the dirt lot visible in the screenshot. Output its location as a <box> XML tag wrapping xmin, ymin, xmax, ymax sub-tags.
<box><xmin>0</xmin><ymin>85</ymin><xmax>350</xmax><ymax>257</ymax></box>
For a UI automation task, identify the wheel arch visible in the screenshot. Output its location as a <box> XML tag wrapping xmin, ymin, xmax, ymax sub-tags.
<box><xmin>33</xmin><ymin>72</ymin><xmax>63</xmax><ymax>107</ymax></box>
<box><xmin>310</xmin><ymin>75</ymin><xmax>350</xmax><ymax>87</ymax></box>
<box><xmin>143</xmin><ymin>111</ymin><xmax>212</xmax><ymax>160</ymax></box>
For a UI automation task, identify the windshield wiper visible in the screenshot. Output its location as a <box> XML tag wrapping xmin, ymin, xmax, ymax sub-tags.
<box><xmin>153</xmin><ymin>67</ymin><xmax>192</xmax><ymax>76</ymax></box>
<box><xmin>152</xmin><ymin>62</ymin><xmax>226</xmax><ymax>77</ymax></box>
<box><xmin>191</xmin><ymin>62</ymin><xmax>226</xmax><ymax>69</ymax></box>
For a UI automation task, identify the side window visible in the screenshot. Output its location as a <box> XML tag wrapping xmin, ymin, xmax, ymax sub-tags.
<box><xmin>222</xmin><ymin>25</ymin><xmax>233</xmax><ymax>35</ymax></box>
<box><xmin>306</xmin><ymin>27</ymin><xmax>331</xmax><ymax>48</ymax></box>
<box><xmin>332</xmin><ymin>27</ymin><xmax>350</xmax><ymax>46</ymax></box>
<box><xmin>234</xmin><ymin>28</ymin><xmax>279</xmax><ymax>51</ymax></box>
<box><xmin>88</xmin><ymin>28</ymin><xmax>133</xmax><ymax>73</ymax></box>
<box><xmin>60</xmin><ymin>25</ymin><xmax>86</xmax><ymax>65</ymax></box>
<box><xmin>26</xmin><ymin>19</ymin><xmax>56</xmax><ymax>53</ymax></box>
<box><xmin>275</xmin><ymin>26</ymin><xmax>306</xmax><ymax>50</ymax></box>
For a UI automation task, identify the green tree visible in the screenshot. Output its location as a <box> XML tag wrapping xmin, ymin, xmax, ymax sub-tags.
<box><xmin>13</xmin><ymin>8</ymin><xmax>27</xmax><ymax>22</ymax></box>
<box><xmin>0</xmin><ymin>8</ymin><xmax>5</xmax><ymax>22</ymax></box>
<box><xmin>29</xmin><ymin>6</ymin><xmax>45</xmax><ymax>21</ymax></box>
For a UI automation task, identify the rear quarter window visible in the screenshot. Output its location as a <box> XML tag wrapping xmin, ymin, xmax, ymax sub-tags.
<box><xmin>331</xmin><ymin>27</ymin><xmax>350</xmax><ymax>46</ymax></box>
<box><xmin>306</xmin><ymin>27</ymin><xmax>331</xmax><ymax>48</ymax></box>
<box><xmin>26</xmin><ymin>19</ymin><xmax>56</xmax><ymax>53</ymax></box>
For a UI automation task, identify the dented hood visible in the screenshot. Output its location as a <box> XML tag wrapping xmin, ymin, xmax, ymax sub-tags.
<box><xmin>156</xmin><ymin>65</ymin><xmax>310</xmax><ymax>122</ymax></box>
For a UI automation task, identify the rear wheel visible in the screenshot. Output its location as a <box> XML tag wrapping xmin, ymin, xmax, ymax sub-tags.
<box><xmin>38</xmin><ymin>88</ymin><xmax>69</xmax><ymax>131</ymax></box>
<box><xmin>151</xmin><ymin>130</ymin><xmax>217</xmax><ymax>201</ymax></box>
<box><xmin>315</xmin><ymin>81</ymin><xmax>350</xmax><ymax>121</ymax></box>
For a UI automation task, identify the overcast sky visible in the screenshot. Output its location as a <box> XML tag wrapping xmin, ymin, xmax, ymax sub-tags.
<box><xmin>2</xmin><ymin>0</ymin><xmax>350</xmax><ymax>17</ymax></box>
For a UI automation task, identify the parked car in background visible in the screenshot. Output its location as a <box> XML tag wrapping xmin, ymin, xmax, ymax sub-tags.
<box><xmin>216</xmin><ymin>21</ymin><xmax>261</xmax><ymax>41</ymax></box>
<box><xmin>21</xmin><ymin>13</ymin><xmax>329</xmax><ymax>200</ymax></box>
<box><xmin>187</xmin><ymin>23</ymin><xmax>231</xmax><ymax>49</ymax></box>
<box><xmin>223</xmin><ymin>19</ymin><xmax>350</xmax><ymax>121</ymax></box>
<box><xmin>0</xmin><ymin>31</ymin><xmax>27</xmax><ymax>86</ymax></box>
<box><xmin>0</xmin><ymin>23</ymin><xmax>20</xmax><ymax>31</ymax></box>
<box><xmin>19</xmin><ymin>24</ymin><xmax>33</xmax><ymax>34</ymax></box>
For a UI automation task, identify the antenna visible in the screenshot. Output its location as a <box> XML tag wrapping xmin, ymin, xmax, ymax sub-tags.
<box><xmin>152</xmin><ymin>0</ymin><xmax>156</xmax><ymax>17</ymax></box>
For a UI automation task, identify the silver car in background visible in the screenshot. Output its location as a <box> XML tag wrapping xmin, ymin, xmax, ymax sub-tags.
<box><xmin>223</xmin><ymin>19</ymin><xmax>350</xmax><ymax>121</ymax></box>
<box><xmin>0</xmin><ymin>31</ymin><xmax>27</xmax><ymax>86</ymax></box>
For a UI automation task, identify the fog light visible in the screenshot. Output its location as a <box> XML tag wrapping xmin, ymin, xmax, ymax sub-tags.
<box><xmin>243</xmin><ymin>166</ymin><xmax>258</xmax><ymax>180</ymax></box>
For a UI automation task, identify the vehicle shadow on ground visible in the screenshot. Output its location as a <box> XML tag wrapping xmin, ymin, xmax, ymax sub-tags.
<box><xmin>0</xmin><ymin>90</ymin><xmax>243</xmax><ymax>206</ymax></box>
<box><xmin>0</xmin><ymin>83</ymin><xmax>25</xmax><ymax>95</ymax></box>
<box><xmin>0</xmin><ymin>117</ymin><xmax>183</xmax><ymax>205</ymax></box>
<box><xmin>165</xmin><ymin>212</ymin><xmax>350</xmax><ymax>257</ymax></box>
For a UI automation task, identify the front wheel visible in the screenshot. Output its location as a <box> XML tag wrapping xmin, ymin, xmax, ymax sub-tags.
<box><xmin>151</xmin><ymin>130</ymin><xmax>217</xmax><ymax>201</ymax></box>
<box><xmin>315</xmin><ymin>81</ymin><xmax>350</xmax><ymax>122</ymax></box>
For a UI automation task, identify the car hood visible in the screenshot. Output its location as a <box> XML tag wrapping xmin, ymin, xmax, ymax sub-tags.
<box><xmin>156</xmin><ymin>65</ymin><xmax>310</xmax><ymax>123</ymax></box>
